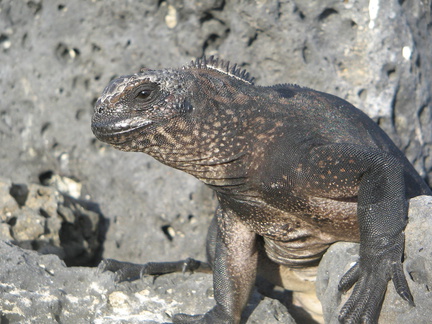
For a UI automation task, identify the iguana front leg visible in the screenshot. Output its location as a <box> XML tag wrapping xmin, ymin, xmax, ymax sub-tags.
<box><xmin>173</xmin><ymin>206</ymin><xmax>258</xmax><ymax>324</ymax></box>
<box><xmin>337</xmin><ymin>152</ymin><xmax>413</xmax><ymax>323</ymax></box>
<box><xmin>98</xmin><ymin>206</ymin><xmax>258</xmax><ymax>324</ymax></box>
<box><xmin>306</xmin><ymin>144</ymin><xmax>413</xmax><ymax>323</ymax></box>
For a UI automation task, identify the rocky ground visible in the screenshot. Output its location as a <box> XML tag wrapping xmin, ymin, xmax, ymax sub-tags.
<box><xmin>0</xmin><ymin>0</ymin><xmax>431</xmax><ymax>323</ymax></box>
<box><xmin>0</xmin><ymin>240</ymin><xmax>296</xmax><ymax>323</ymax></box>
<box><xmin>1</xmin><ymin>195</ymin><xmax>431</xmax><ymax>323</ymax></box>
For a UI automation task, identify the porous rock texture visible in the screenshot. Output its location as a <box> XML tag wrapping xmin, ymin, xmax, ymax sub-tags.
<box><xmin>0</xmin><ymin>240</ymin><xmax>295</xmax><ymax>323</ymax></box>
<box><xmin>0</xmin><ymin>177</ymin><xmax>104</xmax><ymax>267</ymax></box>
<box><xmin>0</xmin><ymin>0</ymin><xmax>431</xmax><ymax>323</ymax></box>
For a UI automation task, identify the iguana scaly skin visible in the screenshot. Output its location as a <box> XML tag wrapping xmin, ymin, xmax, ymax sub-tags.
<box><xmin>91</xmin><ymin>57</ymin><xmax>431</xmax><ymax>324</ymax></box>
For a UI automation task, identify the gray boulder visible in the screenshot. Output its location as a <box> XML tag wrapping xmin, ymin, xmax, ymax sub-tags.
<box><xmin>0</xmin><ymin>177</ymin><xmax>104</xmax><ymax>266</ymax></box>
<box><xmin>317</xmin><ymin>195</ymin><xmax>432</xmax><ymax>324</ymax></box>
<box><xmin>0</xmin><ymin>240</ymin><xmax>295</xmax><ymax>323</ymax></box>
<box><xmin>1</xmin><ymin>194</ymin><xmax>430</xmax><ymax>323</ymax></box>
<box><xmin>0</xmin><ymin>0</ymin><xmax>431</xmax><ymax>266</ymax></box>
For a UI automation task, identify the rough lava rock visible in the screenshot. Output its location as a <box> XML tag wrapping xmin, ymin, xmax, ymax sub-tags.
<box><xmin>0</xmin><ymin>0</ymin><xmax>431</xmax><ymax>265</ymax></box>
<box><xmin>1</xmin><ymin>196</ymin><xmax>430</xmax><ymax>323</ymax></box>
<box><xmin>0</xmin><ymin>177</ymin><xmax>104</xmax><ymax>266</ymax></box>
<box><xmin>0</xmin><ymin>240</ymin><xmax>295</xmax><ymax>324</ymax></box>
<box><xmin>317</xmin><ymin>195</ymin><xmax>432</xmax><ymax>324</ymax></box>
<box><xmin>0</xmin><ymin>0</ymin><xmax>431</xmax><ymax>323</ymax></box>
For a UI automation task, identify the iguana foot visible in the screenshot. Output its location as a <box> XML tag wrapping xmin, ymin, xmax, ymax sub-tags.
<box><xmin>172</xmin><ymin>307</ymin><xmax>235</xmax><ymax>324</ymax></box>
<box><xmin>98</xmin><ymin>258</ymin><xmax>211</xmax><ymax>282</ymax></box>
<box><xmin>338</xmin><ymin>240</ymin><xmax>414</xmax><ymax>323</ymax></box>
<box><xmin>98</xmin><ymin>258</ymin><xmax>143</xmax><ymax>282</ymax></box>
<box><xmin>172</xmin><ymin>313</ymin><xmax>206</xmax><ymax>324</ymax></box>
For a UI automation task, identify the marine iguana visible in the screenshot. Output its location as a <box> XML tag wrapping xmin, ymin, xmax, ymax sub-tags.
<box><xmin>91</xmin><ymin>56</ymin><xmax>431</xmax><ymax>323</ymax></box>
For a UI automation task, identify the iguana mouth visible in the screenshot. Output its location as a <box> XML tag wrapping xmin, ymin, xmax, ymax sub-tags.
<box><xmin>91</xmin><ymin>116</ymin><xmax>153</xmax><ymax>144</ymax></box>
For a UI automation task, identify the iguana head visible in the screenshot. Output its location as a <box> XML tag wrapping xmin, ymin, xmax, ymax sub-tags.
<box><xmin>91</xmin><ymin>57</ymin><xmax>257</xmax><ymax>171</ymax></box>
<box><xmin>91</xmin><ymin>68</ymin><xmax>192</xmax><ymax>151</ymax></box>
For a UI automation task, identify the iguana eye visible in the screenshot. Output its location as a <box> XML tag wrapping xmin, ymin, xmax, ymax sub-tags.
<box><xmin>133</xmin><ymin>83</ymin><xmax>159</xmax><ymax>103</ymax></box>
<box><xmin>137</xmin><ymin>90</ymin><xmax>151</xmax><ymax>100</ymax></box>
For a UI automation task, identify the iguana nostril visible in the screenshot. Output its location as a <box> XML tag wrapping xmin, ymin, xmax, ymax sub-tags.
<box><xmin>95</xmin><ymin>104</ymin><xmax>106</xmax><ymax>114</ymax></box>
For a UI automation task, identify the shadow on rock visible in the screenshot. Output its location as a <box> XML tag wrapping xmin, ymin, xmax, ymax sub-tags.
<box><xmin>0</xmin><ymin>176</ymin><xmax>109</xmax><ymax>267</ymax></box>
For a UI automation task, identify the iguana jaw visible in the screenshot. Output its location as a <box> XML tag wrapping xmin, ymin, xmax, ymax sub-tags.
<box><xmin>91</xmin><ymin>115</ymin><xmax>153</xmax><ymax>145</ymax></box>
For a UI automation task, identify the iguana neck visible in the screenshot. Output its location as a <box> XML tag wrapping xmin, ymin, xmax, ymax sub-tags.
<box><xmin>142</xmin><ymin>123</ymin><xmax>252</xmax><ymax>193</ymax></box>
